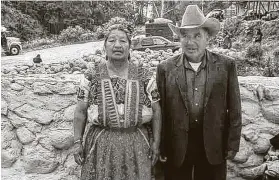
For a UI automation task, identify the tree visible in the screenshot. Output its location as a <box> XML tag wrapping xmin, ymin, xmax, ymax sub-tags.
<box><xmin>134</xmin><ymin>1</ymin><xmax>149</xmax><ymax>25</ymax></box>
<box><xmin>1</xmin><ymin>1</ymin><xmax>146</xmax><ymax>39</ymax></box>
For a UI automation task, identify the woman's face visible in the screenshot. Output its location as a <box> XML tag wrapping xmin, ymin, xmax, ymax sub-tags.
<box><xmin>105</xmin><ymin>29</ymin><xmax>130</xmax><ymax>61</ymax></box>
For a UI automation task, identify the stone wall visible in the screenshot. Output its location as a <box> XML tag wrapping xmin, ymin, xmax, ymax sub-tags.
<box><xmin>228</xmin><ymin>76</ymin><xmax>279</xmax><ymax>180</ymax></box>
<box><xmin>1</xmin><ymin>74</ymin><xmax>81</xmax><ymax>180</ymax></box>
<box><xmin>1</xmin><ymin>74</ymin><xmax>279</xmax><ymax>180</ymax></box>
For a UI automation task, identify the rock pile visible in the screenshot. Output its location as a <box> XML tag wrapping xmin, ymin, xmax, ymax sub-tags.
<box><xmin>227</xmin><ymin>77</ymin><xmax>279</xmax><ymax>180</ymax></box>
<box><xmin>1</xmin><ymin>60</ymin><xmax>87</xmax><ymax>76</ymax></box>
<box><xmin>1</xmin><ymin>49</ymin><xmax>180</xmax><ymax>77</ymax></box>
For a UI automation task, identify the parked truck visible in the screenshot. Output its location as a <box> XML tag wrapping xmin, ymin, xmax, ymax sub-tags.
<box><xmin>1</xmin><ymin>26</ymin><xmax>22</xmax><ymax>55</ymax></box>
<box><xmin>145</xmin><ymin>18</ymin><xmax>179</xmax><ymax>42</ymax></box>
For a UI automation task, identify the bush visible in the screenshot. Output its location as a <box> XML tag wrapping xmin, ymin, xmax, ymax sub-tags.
<box><xmin>263</xmin><ymin>56</ymin><xmax>279</xmax><ymax>77</ymax></box>
<box><xmin>22</xmin><ymin>27</ymin><xmax>97</xmax><ymax>50</ymax></box>
<box><xmin>237</xmin><ymin>52</ymin><xmax>279</xmax><ymax>77</ymax></box>
<box><xmin>104</xmin><ymin>17</ymin><xmax>132</xmax><ymax>30</ymax></box>
<box><xmin>96</xmin><ymin>26</ymin><xmax>105</xmax><ymax>39</ymax></box>
<box><xmin>223</xmin><ymin>16</ymin><xmax>242</xmax><ymax>36</ymax></box>
<box><xmin>1</xmin><ymin>4</ymin><xmax>45</xmax><ymax>41</ymax></box>
<box><xmin>58</xmin><ymin>26</ymin><xmax>93</xmax><ymax>43</ymax></box>
<box><xmin>245</xmin><ymin>44</ymin><xmax>263</xmax><ymax>59</ymax></box>
<box><xmin>22</xmin><ymin>36</ymin><xmax>57</xmax><ymax>49</ymax></box>
<box><xmin>236</xmin><ymin>59</ymin><xmax>264</xmax><ymax>76</ymax></box>
<box><xmin>96</xmin><ymin>17</ymin><xmax>134</xmax><ymax>39</ymax></box>
<box><xmin>273</xmin><ymin>47</ymin><xmax>279</xmax><ymax>58</ymax></box>
<box><xmin>232</xmin><ymin>42</ymin><xmax>242</xmax><ymax>51</ymax></box>
<box><xmin>79</xmin><ymin>32</ymin><xmax>97</xmax><ymax>41</ymax></box>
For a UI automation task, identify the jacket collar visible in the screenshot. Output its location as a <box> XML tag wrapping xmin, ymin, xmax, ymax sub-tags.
<box><xmin>175</xmin><ymin>49</ymin><xmax>217</xmax><ymax>67</ymax></box>
<box><xmin>174</xmin><ymin>49</ymin><xmax>219</xmax><ymax>110</ymax></box>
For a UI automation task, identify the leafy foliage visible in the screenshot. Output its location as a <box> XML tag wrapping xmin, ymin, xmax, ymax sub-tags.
<box><xmin>245</xmin><ymin>44</ymin><xmax>263</xmax><ymax>59</ymax></box>
<box><xmin>58</xmin><ymin>25</ymin><xmax>95</xmax><ymax>43</ymax></box>
<box><xmin>273</xmin><ymin>47</ymin><xmax>279</xmax><ymax>58</ymax></box>
<box><xmin>2</xmin><ymin>1</ymin><xmax>137</xmax><ymax>41</ymax></box>
<box><xmin>223</xmin><ymin>17</ymin><xmax>242</xmax><ymax>36</ymax></box>
<box><xmin>94</xmin><ymin>17</ymin><xmax>134</xmax><ymax>40</ymax></box>
<box><xmin>22</xmin><ymin>36</ymin><xmax>57</xmax><ymax>49</ymax></box>
<box><xmin>263</xmin><ymin>56</ymin><xmax>279</xmax><ymax>77</ymax></box>
<box><xmin>2</xmin><ymin>1</ymin><xmax>238</xmax><ymax>41</ymax></box>
<box><xmin>1</xmin><ymin>3</ymin><xmax>45</xmax><ymax>41</ymax></box>
<box><xmin>22</xmin><ymin>26</ymin><xmax>97</xmax><ymax>50</ymax></box>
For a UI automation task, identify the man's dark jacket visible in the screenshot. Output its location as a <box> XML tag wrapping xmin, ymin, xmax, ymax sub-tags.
<box><xmin>156</xmin><ymin>50</ymin><xmax>242</xmax><ymax>167</ymax></box>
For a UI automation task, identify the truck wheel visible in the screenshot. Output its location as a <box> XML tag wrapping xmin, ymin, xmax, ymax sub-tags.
<box><xmin>10</xmin><ymin>46</ymin><xmax>20</xmax><ymax>55</ymax></box>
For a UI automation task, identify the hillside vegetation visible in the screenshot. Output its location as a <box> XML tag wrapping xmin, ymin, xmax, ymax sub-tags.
<box><xmin>1</xmin><ymin>3</ymin><xmax>45</xmax><ymax>41</ymax></box>
<box><xmin>1</xmin><ymin>1</ymin><xmax>236</xmax><ymax>42</ymax></box>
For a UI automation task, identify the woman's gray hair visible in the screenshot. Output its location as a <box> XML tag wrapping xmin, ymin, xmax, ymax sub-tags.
<box><xmin>104</xmin><ymin>24</ymin><xmax>132</xmax><ymax>45</ymax></box>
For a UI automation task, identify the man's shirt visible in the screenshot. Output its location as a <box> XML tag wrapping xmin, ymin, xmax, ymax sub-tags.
<box><xmin>183</xmin><ymin>53</ymin><xmax>207</xmax><ymax>128</ymax></box>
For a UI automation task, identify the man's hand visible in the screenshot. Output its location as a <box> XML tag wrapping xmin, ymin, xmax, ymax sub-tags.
<box><xmin>150</xmin><ymin>142</ymin><xmax>159</xmax><ymax>166</ymax></box>
<box><xmin>73</xmin><ymin>142</ymin><xmax>84</xmax><ymax>165</ymax></box>
<box><xmin>226</xmin><ymin>150</ymin><xmax>237</xmax><ymax>160</ymax></box>
<box><xmin>159</xmin><ymin>155</ymin><xmax>167</xmax><ymax>163</ymax></box>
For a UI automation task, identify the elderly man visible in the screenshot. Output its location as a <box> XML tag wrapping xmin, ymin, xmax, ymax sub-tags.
<box><xmin>156</xmin><ymin>5</ymin><xmax>242</xmax><ymax>180</ymax></box>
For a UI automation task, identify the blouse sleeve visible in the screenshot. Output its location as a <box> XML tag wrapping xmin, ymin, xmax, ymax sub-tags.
<box><xmin>77</xmin><ymin>74</ymin><xmax>90</xmax><ymax>103</ymax></box>
<box><xmin>77</xmin><ymin>63</ymin><xmax>95</xmax><ymax>103</ymax></box>
<box><xmin>146</xmin><ymin>71</ymin><xmax>160</xmax><ymax>103</ymax></box>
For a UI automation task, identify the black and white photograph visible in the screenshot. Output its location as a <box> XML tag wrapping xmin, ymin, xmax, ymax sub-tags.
<box><xmin>1</xmin><ymin>0</ymin><xmax>279</xmax><ymax>180</ymax></box>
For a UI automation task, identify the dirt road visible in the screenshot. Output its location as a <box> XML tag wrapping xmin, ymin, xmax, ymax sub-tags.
<box><xmin>1</xmin><ymin>41</ymin><xmax>104</xmax><ymax>69</ymax></box>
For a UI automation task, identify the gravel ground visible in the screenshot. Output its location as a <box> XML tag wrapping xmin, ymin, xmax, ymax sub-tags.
<box><xmin>1</xmin><ymin>41</ymin><xmax>104</xmax><ymax>69</ymax></box>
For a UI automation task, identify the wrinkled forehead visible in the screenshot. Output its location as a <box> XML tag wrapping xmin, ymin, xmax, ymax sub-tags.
<box><xmin>179</xmin><ymin>27</ymin><xmax>208</xmax><ymax>36</ymax></box>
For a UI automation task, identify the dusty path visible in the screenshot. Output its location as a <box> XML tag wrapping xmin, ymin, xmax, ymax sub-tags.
<box><xmin>1</xmin><ymin>40</ymin><xmax>104</xmax><ymax>69</ymax></box>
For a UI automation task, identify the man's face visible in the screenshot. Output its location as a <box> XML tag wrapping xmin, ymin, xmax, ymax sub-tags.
<box><xmin>179</xmin><ymin>28</ymin><xmax>209</xmax><ymax>60</ymax></box>
<box><xmin>105</xmin><ymin>29</ymin><xmax>130</xmax><ymax>61</ymax></box>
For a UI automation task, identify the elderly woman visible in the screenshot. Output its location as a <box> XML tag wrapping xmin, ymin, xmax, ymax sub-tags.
<box><xmin>73</xmin><ymin>24</ymin><xmax>161</xmax><ymax>180</ymax></box>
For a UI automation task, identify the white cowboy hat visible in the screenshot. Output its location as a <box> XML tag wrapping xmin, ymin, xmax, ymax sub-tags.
<box><xmin>168</xmin><ymin>5</ymin><xmax>220</xmax><ymax>37</ymax></box>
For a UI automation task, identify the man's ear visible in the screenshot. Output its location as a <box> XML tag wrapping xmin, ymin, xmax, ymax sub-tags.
<box><xmin>202</xmin><ymin>28</ymin><xmax>210</xmax><ymax>40</ymax></box>
<box><xmin>206</xmin><ymin>35</ymin><xmax>210</xmax><ymax>42</ymax></box>
<box><xmin>205</xmin><ymin>31</ymin><xmax>210</xmax><ymax>44</ymax></box>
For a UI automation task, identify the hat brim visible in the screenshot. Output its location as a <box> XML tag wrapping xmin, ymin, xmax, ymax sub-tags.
<box><xmin>168</xmin><ymin>17</ymin><xmax>220</xmax><ymax>37</ymax></box>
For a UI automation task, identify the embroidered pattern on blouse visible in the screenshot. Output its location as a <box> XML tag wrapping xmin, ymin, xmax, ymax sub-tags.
<box><xmin>84</xmin><ymin>60</ymin><xmax>159</xmax><ymax>127</ymax></box>
<box><xmin>88</xmin><ymin>77</ymin><xmax>99</xmax><ymax>105</ymax></box>
<box><xmin>137</xmin><ymin>64</ymin><xmax>144</xmax><ymax>125</ymax></box>
<box><xmin>102</xmin><ymin>79</ymin><xmax>120</xmax><ymax>127</ymax></box>
<box><xmin>94</xmin><ymin>62</ymin><xmax>104</xmax><ymax>125</ymax></box>
<box><xmin>110</xmin><ymin>77</ymin><xmax>126</xmax><ymax>104</ymax></box>
<box><xmin>124</xmin><ymin>80</ymin><xmax>139</xmax><ymax>127</ymax></box>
